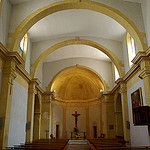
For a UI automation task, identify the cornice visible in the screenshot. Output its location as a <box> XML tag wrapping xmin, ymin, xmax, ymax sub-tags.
<box><xmin>123</xmin><ymin>64</ymin><xmax>140</xmax><ymax>82</ymax></box>
<box><xmin>16</xmin><ymin>65</ymin><xmax>32</xmax><ymax>83</ymax></box>
<box><xmin>132</xmin><ymin>47</ymin><xmax>150</xmax><ymax>65</ymax></box>
<box><xmin>0</xmin><ymin>42</ymin><xmax>8</xmax><ymax>58</ymax></box>
<box><xmin>111</xmin><ymin>84</ymin><xmax>119</xmax><ymax>94</ymax></box>
<box><xmin>146</xmin><ymin>47</ymin><xmax>150</xmax><ymax>56</ymax></box>
<box><xmin>31</xmin><ymin>78</ymin><xmax>41</xmax><ymax>85</ymax></box>
<box><xmin>8</xmin><ymin>52</ymin><xmax>24</xmax><ymax>65</ymax></box>
<box><xmin>36</xmin><ymin>85</ymin><xmax>44</xmax><ymax>94</ymax></box>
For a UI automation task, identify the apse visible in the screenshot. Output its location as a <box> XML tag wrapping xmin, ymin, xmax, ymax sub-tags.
<box><xmin>50</xmin><ymin>65</ymin><xmax>104</xmax><ymax>101</ymax></box>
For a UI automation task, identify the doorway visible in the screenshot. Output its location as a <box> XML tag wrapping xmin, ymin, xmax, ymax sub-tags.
<box><xmin>93</xmin><ymin>126</ymin><xmax>97</xmax><ymax>138</ymax></box>
<box><xmin>56</xmin><ymin>125</ymin><xmax>59</xmax><ymax>138</ymax></box>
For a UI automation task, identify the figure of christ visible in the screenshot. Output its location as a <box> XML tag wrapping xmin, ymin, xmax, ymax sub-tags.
<box><xmin>72</xmin><ymin>111</ymin><xmax>80</xmax><ymax>128</ymax></box>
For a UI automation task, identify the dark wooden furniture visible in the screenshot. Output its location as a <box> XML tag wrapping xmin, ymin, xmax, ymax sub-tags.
<box><xmin>133</xmin><ymin>106</ymin><xmax>150</xmax><ymax>125</ymax></box>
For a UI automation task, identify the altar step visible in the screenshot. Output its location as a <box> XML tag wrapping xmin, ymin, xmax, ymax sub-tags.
<box><xmin>68</xmin><ymin>139</ymin><xmax>88</xmax><ymax>145</ymax></box>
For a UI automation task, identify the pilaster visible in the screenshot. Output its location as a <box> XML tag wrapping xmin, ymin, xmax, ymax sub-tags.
<box><xmin>85</xmin><ymin>106</ymin><xmax>90</xmax><ymax>138</ymax></box>
<box><xmin>139</xmin><ymin>58</ymin><xmax>150</xmax><ymax>106</ymax></box>
<box><xmin>132</xmin><ymin>48</ymin><xmax>150</xmax><ymax>106</ymax></box>
<box><xmin>0</xmin><ymin>54</ymin><xmax>23</xmax><ymax>149</ymax></box>
<box><xmin>103</xmin><ymin>92</ymin><xmax>115</xmax><ymax>138</ymax></box>
<box><xmin>63</xmin><ymin>106</ymin><xmax>67</xmax><ymax>138</ymax></box>
<box><xmin>26</xmin><ymin>78</ymin><xmax>40</xmax><ymax>142</ymax></box>
<box><xmin>117</xmin><ymin>79</ymin><xmax>130</xmax><ymax>143</ymax></box>
<box><xmin>40</xmin><ymin>92</ymin><xmax>51</xmax><ymax>139</ymax></box>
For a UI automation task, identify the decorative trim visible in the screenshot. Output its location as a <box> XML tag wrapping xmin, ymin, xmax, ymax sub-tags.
<box><xmin>16</xmin><ymin>65</ymin><xmax>32</xmax><ymax>83</ymax></box>
<box><xmin>0</xmin><ymin>42</ymin><xmax>8</xmax><ymax>58</ymax></box>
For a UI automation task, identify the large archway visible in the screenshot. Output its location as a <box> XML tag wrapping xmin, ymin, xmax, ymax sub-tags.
<box><xmin>8</xmin><ymin>0</ymin><xmax>146</xmax><ymax>53</ymax></box>
<box><xmin>31</xmin><ymin>38</ymin><xmax>124</xmax><ymax>78</ymax></box>
<box><xmin>46</xmin><ymin>65</ymin><xmax>109</xmax><ymax>92</ymax></box>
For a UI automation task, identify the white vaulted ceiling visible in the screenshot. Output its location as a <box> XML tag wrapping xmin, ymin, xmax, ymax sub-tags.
<box><xmin>28</xmin><ymin>9</ymin><xmax>126</xmax><ymax>42</ymax></box>
<box><xmin>44</xmin><ymin>45</ymin><xmax>111</xmax><ymax>62</ymax></box>
<box><xmin>10</xmin><ymin>0</ymin><xmax>127</xmax><ymax>62</ymax></box>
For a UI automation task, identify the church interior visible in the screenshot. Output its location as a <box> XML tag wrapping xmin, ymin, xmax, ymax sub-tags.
<box><xmin>0</xmin><ymin>0</ymin><xmax>150</xmax><ymax>149</ymax></box>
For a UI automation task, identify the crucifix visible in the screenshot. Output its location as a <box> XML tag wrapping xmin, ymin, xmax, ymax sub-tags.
<box><xmin>72</xmin><ymin>111</ymin><xmax>80</xmax><ymax>128</ymax></box>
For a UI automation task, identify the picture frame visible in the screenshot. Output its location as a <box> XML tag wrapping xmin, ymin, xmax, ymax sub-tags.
<box><xmin>131</xmin><ymin>87</ymin><xmax>143</xmax><ymax>109</ymax></box>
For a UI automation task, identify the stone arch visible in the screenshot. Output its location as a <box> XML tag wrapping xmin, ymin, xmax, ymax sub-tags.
<box><xmin>8</xmin><ymin>0</ymin><xmax>147</xmax><ymax>53</ymax></box>
<box><xmin>46</xmin><ymin>64</ymin><xmax>109</xmax><ymax>92</ymax></box>
<box><xmin>31</xmin><ymin>38</ymin><xmax>124</xmax><ymax>78</ymax></box>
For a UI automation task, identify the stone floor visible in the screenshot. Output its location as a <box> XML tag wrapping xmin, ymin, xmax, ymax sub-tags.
<box><xmin>67</xmin><ymin>140</ymin><xmax>91</xmax><ymax>150</ymax></box>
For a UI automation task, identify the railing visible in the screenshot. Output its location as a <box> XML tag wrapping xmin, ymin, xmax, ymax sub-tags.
<box><xmin>70</xmin><ymin>132</ymin><xmax>86</xmax><ymax>140</ymax></box>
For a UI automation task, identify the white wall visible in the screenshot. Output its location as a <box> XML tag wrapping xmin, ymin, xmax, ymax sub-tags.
<box><xmin>122</xmin><ymin>34</ymin><xmax>130</xmax><ymax>73</ymax></box>
<box><xmin>8</xmin><ymin>81</ymin><xmax>28</xmax><ymax>146</ymax></box>
<box><xmin>42</xmin><ymin>58</ymin><xmax>114</xmax><ymax>90</ymax></box>
<box><xmin>36</xmin><ymin>63</ymin><xmax>43</xmax><ymax>86</ymax></box>
<box><xmin>53</xmin><ymin>105</ymin><xmax>63</xmax><ymax>138</ymax></box>
<box><xmin>89</xmin><ymin>105</ymin><xmax>100</xmax><ymax>138</ymax></box>
<box><xmin>0</xmin><ymin>0</ymin><xmax>12</xmax><ymax>46</ymax></box>
<box><xmin>127</xmin><ymin>80</ymin><xmax>149</xmax><ymax>146</ymax></box>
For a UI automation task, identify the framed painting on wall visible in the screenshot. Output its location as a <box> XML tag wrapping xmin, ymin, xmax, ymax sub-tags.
<box><xmin>131</xmin><ymin>87</ymin><xmax>143</xmax><ymax>109</ymax></box>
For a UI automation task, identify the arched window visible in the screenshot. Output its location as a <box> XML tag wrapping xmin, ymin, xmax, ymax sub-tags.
<box><xmin>114</xmin><ymin>65</ymin><xmax>120</xmax><ymax>81</ymax></box>
<box><xmin>19</xmin><ymin>34</ymin><xmax>28</xmax><ymax>60</ymax></box>
<box><xmin>126</xmin><ymin>33</ymin><xmax>136</xmax><ymax>67</ymax></box>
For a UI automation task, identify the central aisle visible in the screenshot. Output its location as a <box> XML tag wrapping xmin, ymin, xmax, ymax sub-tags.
<box><xmin>67</xmin><ymin>140</ymin><xmax>91</xmax><ymax>150</ymax></box>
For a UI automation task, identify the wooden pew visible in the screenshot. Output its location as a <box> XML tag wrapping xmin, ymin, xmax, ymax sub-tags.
<box><xmin>6</xmin><ymin>139</ymin><xmax>69</xmax><ymax>150</ymax></box>
<box><xmin>88</xmin><ymin>138</ymin><xmax>150</xmax><ymax>150</ymax></box>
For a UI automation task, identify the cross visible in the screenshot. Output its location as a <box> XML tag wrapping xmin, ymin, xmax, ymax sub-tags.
<box><xmin>72</xmin><ymin>111</ymin><xmax>80</xmax><ymax>128</ymax></box>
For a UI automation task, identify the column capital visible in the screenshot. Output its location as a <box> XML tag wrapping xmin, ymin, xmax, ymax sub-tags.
<box><xmin>139</xmin><ymin>68</ymin><xmax>150</xmax><ymax>79</ymax></box>
<box><xmin>132</xmin><ymin>47</ymin><xmax>150</xmax><ymax>66</ymax></box>
<box><xmin>30</xmin><ymin>78</ymin><xmax>41</xmax><ymax>85</ymax></box>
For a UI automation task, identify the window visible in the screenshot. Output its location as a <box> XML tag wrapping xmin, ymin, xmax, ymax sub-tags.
<box><xmin>20</xmin><ymin>37</ymin><xmax>24</xmax><ymax>56</ymax></box>
<box><xmin>114</xmin><ymin>65</ymin><xmax>120</xmax><ymax>81</ymax></box>
<box><xmin>19</xmin><ymin>34</ymin><xmax>28</xmax><ymax>59</ymax></box>
<box><xmin>127</xmin><ymin>33</ymin><xmax>136</xmax><ymax>67</ymax></box>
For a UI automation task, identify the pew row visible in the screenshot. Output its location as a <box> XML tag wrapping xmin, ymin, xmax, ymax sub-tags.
<box><xmin>6</xmin><ymin>139</ymin><xmax>69</xmax><ymax>150</ymax></box>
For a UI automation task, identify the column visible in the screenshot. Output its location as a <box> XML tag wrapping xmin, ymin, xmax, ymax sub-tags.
<box><xmin>40</xmin><ymin>92</ymin><xmax>51</xmax><ymax>139</ymax></box>
<box><xmin>103</xmin><ymin>92</ymin><xmax>116</xmax><ymax>138</ymax></box>
<box><xmin>26</xmin><ymin>78</ymin><xmax>40</xmax><ymax>142</ymax></box>
<box><xmin>85</xmin><ymin>107</ymin><xmax>90</xmax><ymax>138</ymax></box>
<box><xmin>63</xmin><ymin>106</ymin><xmax>67</xmax><ymax>138</ymax></box>
<box><xmin>0</xmin><ymin>57</ymin><xmax>18</xmax><ymax>149</ymax></box>
<box><xmin>139</xmin><ymin>57</ymin><xmax>150</xmax><ymax>106</ymax></box>
<box><xmin>100</xmin><ymin>103</ymin><xmax>103</xmax><ymax>133</ymax></box>
<box><xmin>50</xmin><ymin>99</ymin><xmax>54</xmax><ymax>135</ymax></box>
<box><xmin>33</xmin><ymin>112</ymin><xmax>41</xmax><ymax>140</ymax></box>
<box><xmin>119</xmin><ymin>81</ymin><xmax>130</xmax><ymax>143</ymax></box>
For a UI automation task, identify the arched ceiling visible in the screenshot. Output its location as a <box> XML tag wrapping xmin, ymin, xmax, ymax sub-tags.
<box><xmin>51</xmin><ymin>66</ymin><xmax>104</xmax><ymax>101</ymax></box>
<box><xmin>44</xmin><ymin>45</ymin><xmax>111</xmax><ymax>62</ymax></box>
<box><xmin>28</xmin><ymin>9</ymin><xmax>126</xmax><ymax>42</ymax></box>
